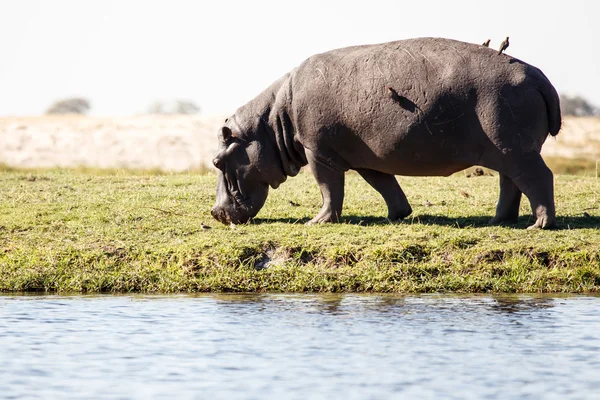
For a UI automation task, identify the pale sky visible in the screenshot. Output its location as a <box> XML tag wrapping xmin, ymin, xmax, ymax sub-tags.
<box><xmin>1</xmin><ymin>0</ymin><xmax>598</xmax><ymax>116</ymax></box>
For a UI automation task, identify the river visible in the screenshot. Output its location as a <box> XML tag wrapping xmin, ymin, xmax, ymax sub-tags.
<box><xmin>1</xmin><ymin>294</ymin><xmax>599</xmax><ymax>399</ymax></box>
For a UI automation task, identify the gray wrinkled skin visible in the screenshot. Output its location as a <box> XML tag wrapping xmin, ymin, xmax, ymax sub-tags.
<box><xmin>211</xmin><ymin>37</ymin><xmax>561</xmax><ymax>229</ymax></box>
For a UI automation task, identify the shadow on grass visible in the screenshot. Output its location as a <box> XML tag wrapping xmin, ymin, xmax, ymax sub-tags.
<box><xmin>343</xmin><ymin>214</ymin><xmax>493</xmax><ymax>227</ymax></box>
<box><xmin>252</xmin><ymin>217</ymin><xmax>312</xmax><ymax>225</ymax></box>
<box><xmin>253</xmin><ymin>214</ymin><xmax>600</xmax><ymax>229</ymax></box>
<box><xmin>556</xmin><ymin>215</ymin><xmax>600</xmax><ymax>229</ymax></box>
<box><xmin>252</xmin><ymin>214</ymin><xmax>494</xmax><ymax>227</ymax></box>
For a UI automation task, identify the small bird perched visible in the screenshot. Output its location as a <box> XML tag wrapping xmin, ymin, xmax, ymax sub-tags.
<box><xmin>498</xmin><ymin>37</ymin><xmax>509</xmax><ymax>55</ymax></box>
<box><xmin>387</xmin><ymin>86</ymin><xmax>400</xmax><ymax>101</ymax></box>
<box><xmin>482</xmin><ymin>39</ymin><xmax>490</xmax><ymax>47</ymax></box>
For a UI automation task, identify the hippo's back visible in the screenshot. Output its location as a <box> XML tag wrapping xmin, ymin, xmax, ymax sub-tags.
<box><xmin>289</xmin><ymin>37</ymin><xmax>558</xmax><ymax>175</ymax></box>
<box><xmin>293</xmin><ymin>37</ymin><xmax>533</xmax><ymax>123</ymax></box>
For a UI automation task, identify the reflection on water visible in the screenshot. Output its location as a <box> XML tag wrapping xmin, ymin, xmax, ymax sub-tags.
<box><xmin>1</xmin><ymin>294</ymin><xmax>599</xmax><ymax>399</ymax></box>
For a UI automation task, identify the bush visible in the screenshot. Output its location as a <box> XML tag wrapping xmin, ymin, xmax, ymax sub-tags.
<box><xmin>46</xmin><ymin>98</ymin><xmax>91</xmax><ymax>115</ymax></box>
<box><xmin>560</xmin><ymin>94</ymin><xmax>599</xmax><ymax>117</ymax></box>
<box><xmin>147</xmin><ymin>100</ymin><xmax>200</xmax><ymax>115</ymax></box>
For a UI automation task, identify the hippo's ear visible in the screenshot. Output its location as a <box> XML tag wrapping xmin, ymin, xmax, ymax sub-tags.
<box><xmin>219</xmin><ymin>126</ymin><xmax>232</xmax><ymax>144</ymax></box>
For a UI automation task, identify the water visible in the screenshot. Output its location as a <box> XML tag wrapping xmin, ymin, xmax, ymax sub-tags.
<box><xmin>1</xmin><ymin>294</ymin><xmax>599</xmax><ymax>399</ymax></box>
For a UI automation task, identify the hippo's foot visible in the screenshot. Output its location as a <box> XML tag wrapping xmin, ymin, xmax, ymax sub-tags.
<box><xmin>526</xmin><ymin>210</ymin><xmax>556</xmax><ymax>230</ymax></box>
<box><xmin>387</xmin><ymin>206</ymin><xmax>412</xmax><ymax>222</ymax></box>
<box><xmin>489</xmin><ymin>215</ymin><xmax>555</xmax><ymax>229</ymax></box>
<box><xmin>306</xmin><ymin>210</ymin><xmax>341</xmax><ymax>225</ymax></box>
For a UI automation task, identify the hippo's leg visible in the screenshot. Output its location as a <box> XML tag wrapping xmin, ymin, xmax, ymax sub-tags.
<box><xmin>355</xmin><ymin>169</ymin><xmax>412</xmax><ymax>221</ymax></box>
<box><xmin>505</xmin><ymin>153</ymin><xmax>556</xmax><ymax>229</ymax></box>
<box><xmin>305</xmin><ymin>149</ymin><xmax>345</xmax><ymax>224</ymax></box>
<box><xmin>489</xmin><ymin>173</ymin><xmax>522</xmax><ymax>225</ymax></box>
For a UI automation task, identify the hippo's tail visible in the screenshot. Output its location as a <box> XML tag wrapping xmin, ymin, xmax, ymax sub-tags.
<box><xmin>537</xmin><ymin>75</ymin><xmax>562</xmax><ymax>137</ymax></box>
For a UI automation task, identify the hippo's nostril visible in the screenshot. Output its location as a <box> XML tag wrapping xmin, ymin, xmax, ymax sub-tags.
<box><xmin>211</xmin><ymin>207</ymin><xmax>222</xmax><ymax>222</ymax></box>
<box><xmin>211</xmin><ymin>207</ymin><xmax>230</xmax><ymax>224</ymax></box>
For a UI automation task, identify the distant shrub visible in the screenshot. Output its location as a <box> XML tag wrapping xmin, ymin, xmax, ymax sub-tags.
<box><xmin>560</xmin><ymin>94</ymin><xmax>599</xmax><ymax>117</ymax></box>
<box><xmin>147</xmin><ymin>100</ymin><xmax>200</xmax><ymax>115</ymax></box>
<box><xmin>46</xmin><ymin>97</ymin><xmax>91</xmax><ymax>115</ymax></box>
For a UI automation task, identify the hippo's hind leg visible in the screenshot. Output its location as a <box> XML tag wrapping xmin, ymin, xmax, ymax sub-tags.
<box><xmin>305</xmin><ymin>149</ymin><xmax>345</xmax><ymax>224</ymax></box>
<box><xmin>504</xmin><ymin>152</ymin><xmax>556</xmax><ymax>229</ymax></box>
<box><xmin>490</xmin><ymin>173</ymin><xmax>522</xmax><ymax>225</ymax></box>
<box><xmin>355</xmin><ymin>169</ymin><xmax>412</xmax><ymax>221</ymax></box>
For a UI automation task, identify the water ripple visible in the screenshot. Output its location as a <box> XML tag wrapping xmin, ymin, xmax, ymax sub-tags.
<box><xmin>1</xmin><ymin>294</ymin><xmax>599</xmax><ymax>399</ymax></box>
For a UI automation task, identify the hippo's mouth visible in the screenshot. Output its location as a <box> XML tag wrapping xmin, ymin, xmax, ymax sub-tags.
<box><xmin>212</xmin><ymin>168</ymin><xmax>269</xmax><ymax>225</ymax></box>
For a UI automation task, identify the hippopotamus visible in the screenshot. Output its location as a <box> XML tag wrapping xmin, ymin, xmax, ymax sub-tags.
<box><xmin>211</xmin><ymin>37</ymin><xmax>561</xmax><ymax>229</ymax></box>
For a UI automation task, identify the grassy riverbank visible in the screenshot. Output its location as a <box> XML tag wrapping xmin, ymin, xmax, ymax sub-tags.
<box><xmin>1</xmin><ymin>169</ymin><xmax>600</xmax><ymax>293</ymax></box>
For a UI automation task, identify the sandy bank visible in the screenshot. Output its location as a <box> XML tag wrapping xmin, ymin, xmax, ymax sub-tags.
<box><xmin>0</xmin><ymin>115</ymin><xmax>598</xmax><ymax>171</ymax></box>
<box><xmin>0</xmin><ymin>115</ymin><xmax>224</xmax><ymax>171</ymax></box>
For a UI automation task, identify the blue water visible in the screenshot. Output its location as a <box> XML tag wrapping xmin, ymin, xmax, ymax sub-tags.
<box><xmin>1</xmin><ymin>294</ymin><xmax>599</xmax><ymax>399</ymax></box>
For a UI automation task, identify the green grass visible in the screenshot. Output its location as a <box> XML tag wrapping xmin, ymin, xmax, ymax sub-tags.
<box><xmin>1</xmin><ymin>169</ymin><xmax>600</xmax><ymax>293</ymax></box>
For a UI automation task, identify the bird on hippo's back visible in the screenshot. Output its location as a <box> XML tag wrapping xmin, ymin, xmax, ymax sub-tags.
<box><xmin>498</xmin><ymin>37</ymin><xmax>510</xmax><ymax>55</ymax></box>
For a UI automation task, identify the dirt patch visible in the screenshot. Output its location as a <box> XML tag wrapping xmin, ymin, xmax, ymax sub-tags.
<box><xmin>254</xmin><ymin>245</ymin><xmax>296</xmax><ymax>270</ymax></box>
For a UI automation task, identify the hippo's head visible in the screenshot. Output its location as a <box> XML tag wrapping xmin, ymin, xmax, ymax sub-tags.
<box><xmin>211</xmin><ymin>118</ymin><xmax>286</xmax><ymax>225</ymax></box>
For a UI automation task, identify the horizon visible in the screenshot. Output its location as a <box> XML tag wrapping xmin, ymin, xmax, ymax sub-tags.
<box><xmin>1</xmin><ymin>0</ymin><xmax>599</xmax><ymax>116</ymax></box>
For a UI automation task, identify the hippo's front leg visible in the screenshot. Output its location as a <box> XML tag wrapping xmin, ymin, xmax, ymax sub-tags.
<box><xmin>305</xmin><ymin>149</ymin><xmax>345</xmax><ymax>224</ymax></box>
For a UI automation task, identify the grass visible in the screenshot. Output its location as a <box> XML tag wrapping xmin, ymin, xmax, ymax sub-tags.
<box><xmin>1</xmin><ymin>168</ymin><xmax>600</xmax><ymax>293</ymax></box>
